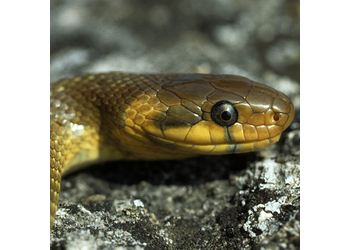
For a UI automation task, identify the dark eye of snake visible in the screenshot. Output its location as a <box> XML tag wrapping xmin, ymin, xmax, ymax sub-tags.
<box><xmin>211</xmin><ymin>101</ymin><xmax>238</xmax><ymax>126</ymax></box>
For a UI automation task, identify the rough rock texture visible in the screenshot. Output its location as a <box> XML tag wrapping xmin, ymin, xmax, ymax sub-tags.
<box><xmin>50</xmin><ymin>0</ymin><xmax>300</xmax><ymax>249</ymax></box>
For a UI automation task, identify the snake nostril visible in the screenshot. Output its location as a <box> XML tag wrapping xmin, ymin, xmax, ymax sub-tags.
<box><xmin>273</xmin><ymin>114</ymin><xmax>280</xmax><ymax>122</ymax></box>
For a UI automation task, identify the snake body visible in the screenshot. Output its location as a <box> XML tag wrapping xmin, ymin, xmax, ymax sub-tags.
<box><xmin>50</xmin><ymin>72</ymin><xmax>294</xmax><ymax>231</ymax></box>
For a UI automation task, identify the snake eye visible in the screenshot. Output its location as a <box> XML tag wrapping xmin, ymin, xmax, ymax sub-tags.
<box><xmin>211</xmin><ymin>101</ymin><xmax>238</xmax><ymax>126</ymax></box>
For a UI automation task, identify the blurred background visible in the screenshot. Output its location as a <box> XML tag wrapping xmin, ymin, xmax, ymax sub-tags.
<box><xmin>51</xmin><ymin>0</ymin><xmax>299</xmax><ymax>84</ymax></box>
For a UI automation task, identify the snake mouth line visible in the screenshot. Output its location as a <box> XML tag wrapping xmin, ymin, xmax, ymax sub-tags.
<box><xmin>147</xmin><ymin>133</ymin><xmax>282</xmax><ymax>155</ymax></box>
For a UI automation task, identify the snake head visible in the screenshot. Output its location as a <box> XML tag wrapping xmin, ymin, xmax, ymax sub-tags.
<box><xmin>122</xmin><ymin>74</ymin><xmax>294</xmax><ymax>157</ymax></box>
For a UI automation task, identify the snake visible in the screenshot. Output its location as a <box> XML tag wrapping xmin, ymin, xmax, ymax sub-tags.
<box><xmin>50</xmin><ymin>72</ymin><xmax>294</xmax><ymax>231</ymax></box>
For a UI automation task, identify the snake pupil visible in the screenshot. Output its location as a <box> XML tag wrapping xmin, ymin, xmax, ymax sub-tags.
<box><xmin>211</xmin><ymin>101</ymin><xmax>238</xmax><ymax>127</ymax></box>
<box><xmin>221</xmin><ymin>111</ymin><xmax>231</xmax><ymax>121</ymax></box>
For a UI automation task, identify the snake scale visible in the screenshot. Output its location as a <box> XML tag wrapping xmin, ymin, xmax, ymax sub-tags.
<box><xmin>50</xmin><ymin>72</ymin><xmax>294</xmax><ymax>231</ymax></box>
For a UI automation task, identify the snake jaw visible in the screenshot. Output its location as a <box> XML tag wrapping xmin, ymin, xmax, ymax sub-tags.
<box><xmin>144</xmin><ymin>129</ymin><xmax>283</xmax><ymax>156</ymax></box>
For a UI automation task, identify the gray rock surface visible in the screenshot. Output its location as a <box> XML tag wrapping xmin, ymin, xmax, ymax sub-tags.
<box><xmin>50</xmin><ymin>0</ymin><xmax>300</xmax><ymax>249</ymax></box>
